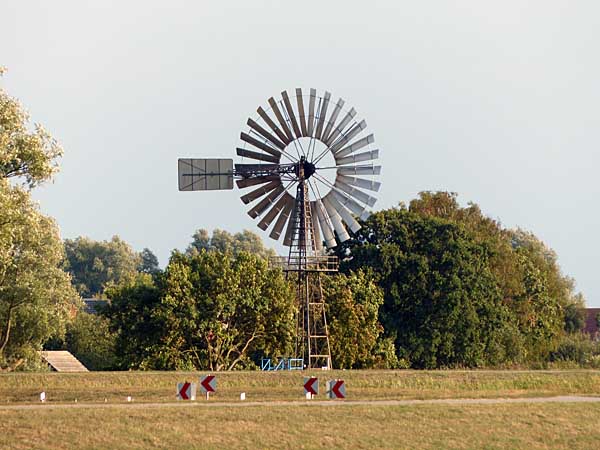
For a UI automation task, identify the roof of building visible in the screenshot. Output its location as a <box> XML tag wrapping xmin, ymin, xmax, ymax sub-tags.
<box><xmin>583</xmin><ymin>308</ymin><xmax>600</xmax><ymax>336</ymax></box>
<box><xmin>82</xmin><ymin>298</ymin><xmax>108</xmax><ymax>315</ymax></box>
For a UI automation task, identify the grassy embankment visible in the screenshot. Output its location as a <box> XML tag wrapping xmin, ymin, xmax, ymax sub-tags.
<box><xmin>2</xmin><ymin>370</ymin><xmax>600</xmax><ymax>449</ymax></box>
<box><xmin>1</xmin><ymin>369</ymin><xmax>600</xmax><ymax>403</ymax></box>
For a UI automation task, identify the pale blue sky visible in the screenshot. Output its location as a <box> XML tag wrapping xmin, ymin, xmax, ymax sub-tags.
<box><xmin>2</xmin><ymin>1</ymin><xmax>599</xmax><ymax>305</ymax></box>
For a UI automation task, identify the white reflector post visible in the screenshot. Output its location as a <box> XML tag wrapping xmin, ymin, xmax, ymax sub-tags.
<box><xmin>178</xmin><ymin>159</ymin><xmax>233</xmax><ymax>191</ymax></box>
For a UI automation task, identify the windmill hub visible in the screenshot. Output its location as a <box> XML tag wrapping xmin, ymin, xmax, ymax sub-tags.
<box><xmin>297</xmin><ymin>159</ymin><xmax>316</xmax><ymax>180</ymax></box>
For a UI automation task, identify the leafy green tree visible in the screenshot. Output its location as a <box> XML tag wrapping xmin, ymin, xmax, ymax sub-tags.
<box><xmin>64</xmin><ymin>236</ymin><xmax>141</xmax><ymax>297</ymax></box>
<box><xmin>408</xmin><ymin>192</ymin><xmax>581</xmax><ymax>360</ymax></box>
<box><xmin>409</xmin><ymin>192</ymin><xmax>522</xmax><ymax>301</ymax></box>
<box><xmin>337</xmin><ymin>205</ymin><xmax>514</xmax><ymax>368</ymax></box>
<box><xmin>0</xmin><ymin>183</ymin><xmax>80</xmax><ymax>370</ymax></box>
<box><xmin>138</xmin><ymin>248</ymin><xmax>160</xmax><ymax>275</ymax></box>
<box><xmin>65</xmin><ymin>312</ymin><xmax>118</xmax><ymax>370</ymax></box>
<box><xmin>324</xmin><ymin>270</ymin><xmax>395</xmax><ymax>369</ymax></box>
<box><xmin>102</xmin><ymin>274</ymin><xmax>162</xmax><ymax>369</ymax></box>
<box><xmin>0</xmin><ymin>68</ymin><xmax>63</xmax><ymax>188</ymax></box>
<box><xmin>103</xmin><ymin>251</ymin><xmax>295</xmax><ymax>370</ymax></box>
<box><xmin>562</xmin><ymin>297</ymin><xmax>586</xmax><ymax>334</ymax></box>
<box><xmin>0</xmin><ymin>70</ymin><xmax>79</xmax><ymax>370</ymax></box>
<box><xmin>187</xmin><ymin>229</ymin><xmax>276</xmax><ymax>259</ymax></box>
<box><xmin>145</xmin><ymin>251</ymin><xmax>295</xmax><ymax>370</ymax></box>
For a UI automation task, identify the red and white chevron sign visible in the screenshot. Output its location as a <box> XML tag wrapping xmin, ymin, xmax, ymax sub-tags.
<box><xmin>304</xmin><ymin>377</ymin><xmax>318</xmax><ymax>396</ymax></box>
<box><xmin>200</xmin><ymin>375</ymin><xmax>217</xmax><ymax>393</ymax></box>
<box><xmin>177</xmin><ymin>381</ymin><xmax>197</xmax><ymax>400</ymax></box>
<box><xmin>327</xmin><ymin>379</ymin><xmax>346</xmax><ymax>399</ymax></box>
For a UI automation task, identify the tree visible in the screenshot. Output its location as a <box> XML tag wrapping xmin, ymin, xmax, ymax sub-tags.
<box><xmin>337</xmin><ymin>205</ymin><xmax>516</xmax><ymax>368</ymax></box>
<box><xmin>409</xmin><ymin>192</ymin><xmax>522</xmax><ymax>301</ymax></box>
<box><xmin>0</xmin><ymin>70</ymin><xmax>79</xmax><ymax>370</ymax></box>
<box><xmin>65</xmin><ymin>312</ymin><xmax>118</xmax><ymax>371</ymax></box>
<box><xmin>102</xmin><ymin>274</ymin><xmax>162</xmax><ymax>369</ymax></box>
<box><xmin>0</xmin><ymin>183</ymin><xmax>80</xmax><ymax>370</ymax></box>
<box><xmin>0</xmin><ymin>68</ymin><xmax>63</xmax><ymax>188</ymax></box>
<box><xmin>409</xmin><ymin>192</ymin><xmax>580</xmax><ymax>360</ymax></box>
<box><xmin>144</xmin><ymin>251</ymin><xmax>295</xmax><ymax>370</ymax></box>
<box><xmin>64</xmin><ymin>236</ymin><xmax>141</xmax><ymax>297</ymax></box>
<box><xmin>563</xmin><ymin>297</ymin><xmax>586</xmax><ymax>334</ymax></box>
<box><xmin>323</xmin><ymin>270</ymin><xmax>395</xmax><ymax>369</ymax></box>
<box><xmin>138</xmin><ymin>248</ymin><xmax>160</xmax><ymax>275</ymax></box>
<box><xmin>103</xmin><ymin>251</ymin><xmax>295</xmax><ymax>370</ymax></box>
<box><xmin>187</xmin><ymin>229</ymin><xmax>276</xmax><ymax>259</ymax></box>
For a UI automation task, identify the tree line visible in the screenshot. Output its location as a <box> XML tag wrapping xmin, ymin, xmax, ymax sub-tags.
<box><xmin>1</xmin><ymin>69</ymin><xmax>596</xmax><ymax>371</ymax></box>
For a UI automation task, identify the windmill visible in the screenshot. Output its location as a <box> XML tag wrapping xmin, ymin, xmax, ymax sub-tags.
<box><xmin>178</xmin><ymin>88</ymin><xmax>381</xmax><ymax>369</ymax></box>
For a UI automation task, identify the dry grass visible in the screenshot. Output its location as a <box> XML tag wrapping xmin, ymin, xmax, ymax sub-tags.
<box><xmin>1</xmin><ymin>402</ymin><xmax>600</xmax><ymax>449</ymax></box>
<box><xmin>1</xmin><ymin>369</ymin><xmax>600</xmax><ymax>404</ymax></box>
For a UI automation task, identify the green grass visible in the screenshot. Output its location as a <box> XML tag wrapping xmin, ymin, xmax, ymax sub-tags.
<box><xmin>1</xmin><ymin>369</ymin><xmax>600</xmax><ymax>404</ymax></box>
<box><xmin>2</xmin><ymin>402</ymin><xmax>600</xmax><ymax>449</ymax></box>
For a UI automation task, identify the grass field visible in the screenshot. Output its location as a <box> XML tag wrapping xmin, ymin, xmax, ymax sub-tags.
<box><xmin>2</xmin><ymin>402</ymin><xmax>600</xmax><ymax>449</ymax></box>
<box><xmin>1</xmin><ymin>369</ymin><xmax>600</xmax><ymax>404</ymax></box>
<box><xmin>2</xmin><ymin>370</ymin><xmax>600</xmax><ymax>449</ymax></box>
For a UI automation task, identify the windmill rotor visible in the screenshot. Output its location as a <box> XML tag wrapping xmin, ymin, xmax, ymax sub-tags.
<box><xmin>235</xmin><ymin>88</ymin><xmax>381</xmax><ymax>248</ymax></box>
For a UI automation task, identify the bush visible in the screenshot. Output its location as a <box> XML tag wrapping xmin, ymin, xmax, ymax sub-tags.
<box><xmin>549</xmin><ymin>333</ymin><xmax>600</xmax><ymax>367</ymax></box>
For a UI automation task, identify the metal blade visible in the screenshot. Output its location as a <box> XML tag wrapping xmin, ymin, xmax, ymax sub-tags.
<box><xmin>309</xmin><ymin>201</ymin><xmax>323</xmax><ymax>251</ymax></box>
<box><xmin>330</xmin><ymin>120</ymin><xmax>367</xmax><ymax>153</ymax></box>
<box><xmin>248</xmin><ymin>185</ymin><xmax>285</xmax><ymax>218</ymax></box>
<box><xmin>331</xmin><ymin>189</ymin><xmax>367</xmax><ymax>218</ymax></box>
<box><xmin>307</xmin><ymin>88</ymin><xmax>317</xmax><ymax>137</ymax></box>
<box><xmin>323</xmin><ymin>192</ymin><xmax>361</xmax><ymax>233</ymax></box>
<box><xmin>281</xmin><ymin>90</ymin><xmax>302</xmax><ymax>139</ymax></box>
<box><xmin>324</xmin><ymin>107</ymin><xmax>356</xmax><ymax>146</ymax></box>
<box><xmin>268</xmin><ymin>97</ymin><xmax>294</xmax><ymax>142</ymax></box>
<box><xmin>236</xmin><ymin>175</ymin><xmax>279</xmax><ymax>189</ymax></box>
<box><xmin>258</xmin><ymin>193</ymin><xmax>292</xmax><ymax>231</ymax></box>
<box><xmin>270</xmin><ymin>194</ymin><xmax>295</xmax><ymax>240</ymax></box>
<box><xmin>337</xmin><ymin>165</ymin><xmax>382</xmax><ymax>176</ymax></box>
<box><xmin>334</xmin><ymin>179</ymin><xmax>377</xmax><ymax>207</ymax></box>
<box><xmin>296</xmin><ymin>88</ymin><xmax>308</xmax><ymax>137</ymax></box>
<box><xmin>336</xmin><ymin>149</ymin><xmax>379</xmax><ymax>166</ymax></box>
<box><xmin>240</xmin><ymin>179</ymin><xmax>281</xmax><ymax>204</ymax></box>
<box><xmin>240</xmin><ymin>132</ymin><xmax>281</xmax><ymax>158</ymax></box>
<box><xmin>257</xmin><ymin>106</ymin><xmax>291</xmax><ymax>145</ymax></box>
<box><xmin>283</xmin><ymin>201</ymin><xmax>299</xmax><ymax>246</ymax></box>
<box><xmin>336</xmin><ymin>174</ymin><xmax>381</xmax><ymax>192</ymax></box>
<box><xmin>321</xmin><ymin>97</ymin><xmax>344</xmax><ymax>144</ymax></box>
<box><xmin>334</xmin><ymin>134</ymin><xmax>375</xmax><ymax>158</ymax></box>
<box><xmin>322</xmin><ymin>197</ymin><xmax>350</xmax><ymax>243</ymax></box>
<box><xmin>314</xmin><ymin>91</ymin><xmax>331</xmax><ymax>140</ymax></box>
<box><xmin>314</xmin><ymin>199</ymin><xmax>337</xmax><ymax>248</ymax></box>
<box><xmin>247</xmin><ymin>118</ymin><xmax>286</xmax><ymax>150</ymax></box>
<box><xmin>237</xmin><ymin>148</ymin><xmax>280</xmax><ymax>164</ymax></box>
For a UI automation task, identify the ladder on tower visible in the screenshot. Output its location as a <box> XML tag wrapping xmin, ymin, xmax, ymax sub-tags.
<box><xmin>278</xmin><ymin>172</ymin><xmax>337</xmax><ymax>370</ymax></box>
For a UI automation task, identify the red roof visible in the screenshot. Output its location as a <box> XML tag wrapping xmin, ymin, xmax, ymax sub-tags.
<box><xmin>584</xmin><ymin>308</ymin><xmax>600</xmax><ymax>336</ymax></box>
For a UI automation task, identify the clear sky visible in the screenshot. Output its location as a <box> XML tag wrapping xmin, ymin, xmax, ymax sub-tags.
<box><xmin>2</xmin><ymin>1</ymin><xmax>599</xmax><ymax>306</ymax></box>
